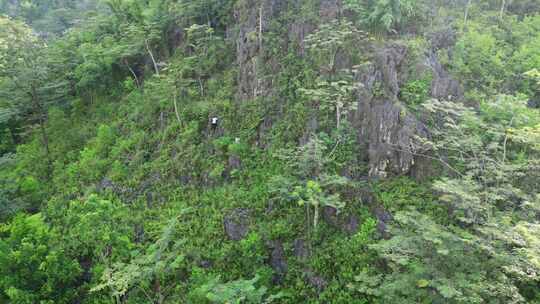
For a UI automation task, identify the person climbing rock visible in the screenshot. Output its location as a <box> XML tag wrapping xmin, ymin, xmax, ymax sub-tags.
<box><xmin>211</xmin><ymin>116</ymin><xmax>219</xmax><ymax>131</ymax></box>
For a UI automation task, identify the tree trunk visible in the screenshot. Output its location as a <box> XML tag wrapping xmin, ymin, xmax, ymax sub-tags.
<box><xmin>146</xmin><ymin>39</ymin><xmax>160</xmax><ymax>76</ymax></box>
<box><xmin>499</xmin><ymin>0</ymin><xmax>506</xmax><ymax>19</ymax></box>
<box><xmin>8</xmin><ymin>121</ymin><xmax>21</xmax><ymax>145</ymax></box>
<box><xmin>197</xmin><ymin>76</ymin><xmax>204</xmax><ymax>96</ymax></box>
<box><xmin>259</xmin><ymin>4</ymin><xmax>263</xmax><ymax>51</ymax></box>
<box><xmin>173</xmin><ymin>91</ymin><xmax>181</xmax><ymax>124</ymax></box>
<box><xmin>313</xmin><ymin>204</ymin><xmax>319</xmax><ymax>230</ymax></box>
<box><xmin>124</xmin><ymin>59</ymin><xmax>140</xmax><ymax>88</ymax></box>
<box><xmin>31</xmin><ymin>86</ymin><xmax>52</xmax><ymax>177</ymax></box>
<box><xmin>336</xmin><ymin>104</ymin><xmax>341</xmax><ymax>129</ymax></box>
<box><xmin>464</xmin><ymin>0</ymin><xmax>472</xmax><ymax>26</ymax></box>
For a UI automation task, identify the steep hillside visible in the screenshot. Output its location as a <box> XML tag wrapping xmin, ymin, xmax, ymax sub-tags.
<box><xmin>1</xmin><ymin>0</ymin><xmax>540</xmax><ymax>303</ymax></box>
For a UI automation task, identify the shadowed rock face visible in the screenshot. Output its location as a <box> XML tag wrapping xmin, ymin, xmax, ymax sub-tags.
<box><xmin>234</xmin><ymin>0</ymin><xmax>287</xmax><ymax>102</ymax></box>
<box><xmin>268</xmin><ymin>240</ymin><xmax>288</xmax><ymax>283</ymax></box>
<box><xmin>428</xmin><ymin>27</ymin><xmax>457</xmax><ymax>52</ymax></box>
<box><xmin>322</xmin><ymin>206</ymin><xmax>362</xmax><ymax>234</ymax></box>
<box><xmin>305</xmin><ymin>269</ymin><xmax>328</xmax><ymax>292</ymax></box>
<box><xmin>233</xmin><ymin>1</ymin><xmax>462</xmax><ymax>179</ymax></box>
<box><xmin>427</xmin><ymin>51</ymin><xmax>463</xmax><ymax>101</ymax></box>
<box><xmin>355</xmin><ymin>43</ymin><xmax>430</xmax><ymax>178</ymax></box>
<box><xmin>354</xmin><ymin>39</ymin><xmax>462</xmax><ymax>178</ymax></box>
<box><xmin>233</xmin><ymin>0</ymin><xmax>342</xmax><ymax>103</ymax></box>
<box><xmin>342</xmin><ymin>213</ymin><xmax>360</xmax><ymax>234</ymax></box>
<box><xmin>224</xmin><ymin>208</ymin><xmax>251</xmax><ymax>241</ymax></box>
<box><xmin>319</xmin><ymin>0</ymin><xmax>341</xmax><ymax>20</ymax></box>
<box><xmin>293</xmin><ymin>238</ymin><xmax>309</xmax><ymax>260</ymax></box>
<box><xmin>373</xmin><ymin>205</ymin><xmax>393</xmax><ymax>239</ymax></box>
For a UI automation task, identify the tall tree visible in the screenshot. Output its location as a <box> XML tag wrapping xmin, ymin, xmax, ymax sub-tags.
<box><xmin>0</xmin><ymin>16</ymin><xmax>68</xmax><ymax>177</ymax></box>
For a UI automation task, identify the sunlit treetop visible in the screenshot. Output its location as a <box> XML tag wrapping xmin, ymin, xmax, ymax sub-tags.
<box><xmin>0</xmin><ymin>15</ymin><xmax>39</xmax><ymax>70</ymax></box>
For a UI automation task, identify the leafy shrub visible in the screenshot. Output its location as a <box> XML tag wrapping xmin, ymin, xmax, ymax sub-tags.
<box><xmin>399</xmin><ymin>73</ymin><xmax>432</xmax><ymax>108</ymax></box>
<box><xmin>188</xmin><ymin>272</ymin><xmax>282</xmax><ymax>304</ymax></box>
<box><xmin>0</xmin><ymin>214</ymin><xmax>81</xmax><ymax>304</ymax></box>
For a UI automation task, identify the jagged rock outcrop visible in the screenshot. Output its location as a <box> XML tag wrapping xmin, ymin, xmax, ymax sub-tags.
<box><xmin>233</xmin><ymin>0</ymin><xmax>337</xmax><ymax>98</ymax></box>
<box><xmin>341</xmin><ymin>213</ymin><xmax>360</xmax><ymax>234</ymax></box>
<box><xmin>322</xmin><ymin>206</ymin><xmax>362</xmax><ymax>234</ymax></box>
<box><xmin>372</xmin><ymin>204</ymin><xmax>393</xmax><ymax>239</ymax></box>
<box><xmin>304</xmin><ymin>269</ymin><xmax>328</xmax><ymax>292</ymax></box>
<box><xmin>268</xmin><ymin>240</ymin><xmax>288</xmax><ymax>283</ymax></box>
<box><xmin>319</xmin><ymin>0</ymin><xmax>341</xmax><ymax>20</ymax></box>
<box><xmin>234</xmin><ymin>0</ymin><xmax>286</xmax><ymax>102</ymax></box>
<box><xmin>293</xmin><ymin>238</ymin><xmax>309</xmax><ymax>260</ymax></box>
<box><xmin>354</xmin><ymin>43</ymin><xmax>429</xmax><ymax>178</ymax></box>
<box><xmin>224</xmin><ymin>208</ymin><xmax>251</xmax><ymax>241</ymax></box>
<box><xmin>427</xmin><ymin>52</ymin><xmax>463</xmax><ymax>100</ymax></box>
<box><xmin>354</xmin><ymin>38</ymin><xmax>463</xmax><ymax>178</ymax></box>
<box><xmin>233</xmin><ymin>0</ymin><xmax>463</xmax><ymax>179</ymax></box>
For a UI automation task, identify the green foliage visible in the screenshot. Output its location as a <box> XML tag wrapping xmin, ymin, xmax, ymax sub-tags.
<box><xmin>399</xmin><ymin>72</ymin><xmax>432</xmax><ymax>108</ymax></box>
<box><xmin>1</xmin><ymin>1</ymin><xmax>540</xmax><ymax>304</ymax></box>
<box><xmin>46</xmin><ymin>195</ymin><xmax>133</xmax><ymax>264</ymax></box>
<box><xmin>453</xmin><ymin>23</ymin><xmax>507</xmax><ymax>95</ymax></box>
<box><xmin>92</xmin><ymin>215</ymin><xmax>187</xmax><ymax>303</ymax></box>
<box><xmin>301</xmin><ymin>77</ymin><xmax>357</xmax><ymax>129</ymax></box>
<box><xmin>525</xmin><ymin>69</ymin><xmax>540</xmax><ymax>86</ymax></box>
<box><xmin>345</xmin><ymin>0</ymin><xmax>424</xmax><ymax>33</ymax></box>
<box><xmin>270</xmin><ymin>135</ymin><xmax>354</xmax><ymax>249</ymax></box>
<box><xmin>371</xmin><ymin>211</ymin><xmax>524</xmax><ymax>303</ymax></box>
<box><xmin>188</xmin><ymin>273</ymin><xmax>282</xmax><ymax>304</ymax></box>
<box><xmin>314</xmin><ymin>218</ymin><xmax>377</xmax><ymax>301</ymax></box>
<box><xmin>300</xmin><ymin>19</ymin><xmax>367</xmax><ymax>131</ymax></box>
<box><xmin>169</xmin><ymin>0</ymin><xmax>235</xmax><ymax>29</ymax></box>
<box><xmin>304</xmin><ymin>19</ymin><xmax>366</xmax><ymax>71</ymax></box>
<box><xmin>0</xmin><ymin>0</ymin><xmax>101</xmax><ymax>35</ymax></box>
<box><xmin>374</xmin><ymin>96</ymin><xmax>540</xmax><ymax>302</ymax></box>
<box><xmin>0</xmin><ymin>214</ymin><xmax>81</xmax><ymax>304</ymax></box>
<box><xmin>453</xmin><ymin>14</ymin><xmax>540</xmax><ymax>96</ymax></box>
<box><xmin>372</xmin><ymin>177</ymin><xmax>447</xmax><ymax>222</ymax></box>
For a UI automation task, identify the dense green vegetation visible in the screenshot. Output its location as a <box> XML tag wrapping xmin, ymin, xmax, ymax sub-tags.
<box><xmin>1</xmin><ymin>0</ymin><xmax>540</xmax><ymax>303</ymax></box>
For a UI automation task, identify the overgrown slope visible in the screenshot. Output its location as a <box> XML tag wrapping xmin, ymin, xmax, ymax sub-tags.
<box><xmin>1</xmin><ymin>0</ymin><xmax>540</xmax><ymax>303</ymax></box>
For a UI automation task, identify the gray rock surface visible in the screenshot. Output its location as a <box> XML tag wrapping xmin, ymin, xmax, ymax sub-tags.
<box><xmin>232</xmin><ymin>0</ymin><xmax>464</xmax><ymax>180</ymax></box>
<box><xmin>223</xmin><ymin>208</ymin><xmax>251</xmax><ymax>241</ymax></box>
<box><xmin>372</xmin><ymin>205</ymin><xmax>393</xmax><ymax>239</ymax></box>
<box><xmin>354</xmin><ymin>43</ymin><xmax>428</xmax><ymax>178</ymax></box>
<box><xmin>342</xmin><ymin>213</ymin><xmax>360</xmax><ymax>235</ymax></box>
<box><xmin>293</xmin><ymin>238</ymin><xmax>309</xmax><ymax>260</ymax></box>
<box><xmin>305</xmin><ymin>269</ymin><xmax>328</xmax><ymax>292</ymax></box>
<box><xmin>268</xmin><ymin>240</ymin><xmax>288</xmax><ymax>283</ymax></box>
<box><xmin>427</xmin><ymin>51</ymin><xmax>463</xmax><ymax>100</ymax></box>
<box><xmin>354</xmin><ymin>39</ymin><xmax>462</xmax><ymax>178</ymax></box>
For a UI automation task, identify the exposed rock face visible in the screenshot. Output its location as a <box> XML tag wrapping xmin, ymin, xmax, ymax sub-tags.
<box><xmin>341</xmin><ymin>213</ymin><xmax>360</xmax><ymax>235</ymax></box>
<box><xmin>319</xmin><ymin>0</ymin><xmax>341</xmax><ymax>20</ymax></box>
<box><xmin>428</xmin><ymin>28</ymin><xmax>456</xmax><ymax>52</ymax></box>
<box><xmin>288</xmin><ymin>18</ymin><xmax>316</xmax><ymax>55</ymax></box>
<box><xmin>322</xmin><ymin>205</ymin><xmax>339</xmax><ymax>226</ymax></box>
<box><xmin>427</xmin><ymin>51</ymin><xmax>463</xmax><ymax>100</ymax></box>
<box><xmin>97</xmin><ymin>177</ymin><xmax>117</xmax><ymax>193</ymax></box>
<box><xmin>354</xmin><ymin>38</ymin><xmax>462</xmax><ymax>178</ymax></box>
<box><xmin>304</xmin><ymin>269</ymin><xmax>328</xmax><ymax>292</ymax></box>
<box><xmin>355</xmin><ymin>43</ymin><xmax>429</xmax><ymax>178</ymax></box>
<box><xmin>232</xmin><ymin>0</ymin><xmax>463</xmax><ymax>180</ymax></box>
<box><xmin>322</xmin><ymin>206</ymin><xmax>361</xmax><ymax>234</ymax></box>
<box><xmin>228</xmin><ymin>154</ymin><xmax>241</xmax><ymax>171</ymax></box>
<box><xmin>223</xmin><ymin>208</ymin><xmax>251</xmax><ymax>241</ymax></box>
<box><xmin>372</xmin><ymin>205</ymin><xmax>393</xmax><ymax>239</ymax></box>
<box><xmin>268</xmin><ymin>240</ymin><xmax>288</xmax><ymax>283</ymax></box>
<box><xmin>293</xmin><ymin>238</ymin><xmax>309</xmax><ymax>260</ymax></box>
<box><xmin>234</xmin><ymin>0</ymin><xmax>286</xmax><ymax>102</ymax></box>
<box><xmin>134</xmin><ymin>223</ymin><xmax>145</xmax><ymax>243</ymax></box>
<box><xmin>234</xmin><ymin>0</ymin><xmax>342</xmax><ymax>102</ymax></box>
